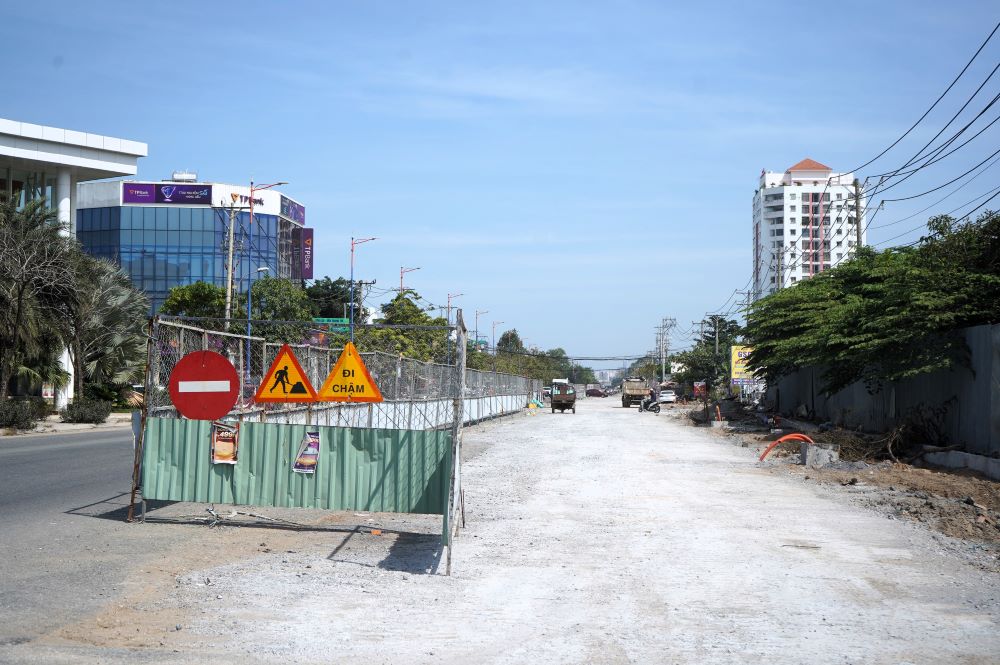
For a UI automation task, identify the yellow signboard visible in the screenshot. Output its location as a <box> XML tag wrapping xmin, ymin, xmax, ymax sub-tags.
<box><xmin>730</xmin><ymin>345</ymin><xmax>754</xmax><ymax>385</ymax></box>
<box><xmin>318</xmin><ymin>342</ymin><xmax>384</xmax><ymax>403</ymax></box>
<box><xmin>255</xmin><ymin>344</ymin><xmax>318</xmax><ymax>403</ymax></box>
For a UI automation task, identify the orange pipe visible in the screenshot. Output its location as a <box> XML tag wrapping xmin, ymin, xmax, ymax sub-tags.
<box><xmin>758</xmin><ymin>433</ymin><xmax>814</xmax><ymax>462</ymax></box>
<box><xmin>715</xmin><ymin>405</ymin><xmax>722</xmax><ymax>421</ymax></box>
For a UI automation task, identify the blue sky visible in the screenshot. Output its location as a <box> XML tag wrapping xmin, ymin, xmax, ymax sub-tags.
<box><xmin>4</xmin><ymin>1</ymin><xmax>998</xmax><ymax>367</ymax></box>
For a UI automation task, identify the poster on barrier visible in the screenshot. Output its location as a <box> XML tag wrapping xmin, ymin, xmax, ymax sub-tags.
<box><xmin>211</xmin><ymin>422</ymin><xmax>239</xmax><ymax>465</ymax></box>
<box><xmin>292</xmin><ymin>431</ymin><xmax>320</xmax><ymax>474</ymax></box>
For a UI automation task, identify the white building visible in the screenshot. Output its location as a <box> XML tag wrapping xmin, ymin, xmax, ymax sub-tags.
<box><xmin>0</xmin><ymin>117</ymin><xmax>146</xmax><ymax>407</ymax></box>
<box><xmin>751</xmin><ymin>158</ymin><xmax>866</xmax><ymax>300</ymax></box>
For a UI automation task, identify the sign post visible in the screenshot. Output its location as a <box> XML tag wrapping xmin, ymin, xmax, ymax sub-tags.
<box><xmin>313</xmin><ymin>317</ymin><xmax>350</xmax><ymax>332</ymax></box>
<box><xmin>168</xmin><ymin>351</ymin><xmax>240</xmax><ymax>421</ymax></box>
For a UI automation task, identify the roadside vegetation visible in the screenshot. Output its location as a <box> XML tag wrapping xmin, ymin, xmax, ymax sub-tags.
<box><xmin>163</xmin><ymin>281</ymin><xmax>598</xmax><ymax>381</ymax></box>
<box><xmin>0</xmin><ymin>200</ymin><xmax>149</xmax><ymax>428</ymax></box>
<box><xmin>744</xmin><ymin>211</ymin><xmax>1000</xmax><ymax>394</ymax></box>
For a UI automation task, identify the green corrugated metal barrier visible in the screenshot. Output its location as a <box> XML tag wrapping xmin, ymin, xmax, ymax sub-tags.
<box><xmin>141</xmin><ymin>418</ymin><xmax>452</xmax><ymax>515</ymax></box>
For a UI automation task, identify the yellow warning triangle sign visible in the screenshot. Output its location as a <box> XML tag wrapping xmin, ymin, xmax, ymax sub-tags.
<box><xmin>255</xmin><ymin>344</ymin><xmax>318</xmax><ymax>403</ymax></box>
<box><xmin>317</xmin><ymin>342</ymin><xmax>383</xmax><ymax>403</ymax></box>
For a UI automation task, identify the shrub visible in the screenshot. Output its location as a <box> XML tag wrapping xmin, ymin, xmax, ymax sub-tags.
<box><xmin>26</xmin><ymin>396</ymin><xmax>51</xmax><ymax>421</ymax></box>
<box><xmin>60</xmin><ymin>399</ymin><xmax>113</xmax><ymax>424</ymax></box>
<box><xmin>84</xmin><ymin>382</ymin><xmax>133</xmax><ymax>408</ymax></box>
<box><xmin>0</xmin><ymin>400</ymin><xmax>39</xmax><ymax>430</ymax></box>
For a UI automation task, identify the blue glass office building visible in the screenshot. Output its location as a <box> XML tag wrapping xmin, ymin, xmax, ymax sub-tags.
<box><xmin>76</xmin><ymin>180</ymin><xmax>312</xmax><ymax>312</ymax></box>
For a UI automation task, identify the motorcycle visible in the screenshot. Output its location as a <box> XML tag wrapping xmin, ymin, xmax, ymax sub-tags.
<box><xmin>637</xmin><ymin>396</ymin><xmax>660</xmax><ymax>414</ymax></box>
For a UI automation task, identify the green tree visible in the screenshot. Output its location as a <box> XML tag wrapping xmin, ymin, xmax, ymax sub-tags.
<box><xmin>0</xmin><ymin>199</ymin><xmax>77</xmax><ymax>398</ymax></box>
<box><xmin>67</xmin><ymin>256</ymin><xmax>150</xmax><ymax>396</ymax></box>
<box><xmin>306</xmin><ymin>276</ymin><xmax>360</xmax><ymax>320</ymax></box>
<box><xmin>672</xmin><ymin>316</ymin><xmax>741</xmax><ymax>390</ymax></box>
<box><xmin>366</xmin><ymin>292</ymin><xmax>449</xmax><ymax>361</ymax></box>
<box><xmin>744</xmin><ymin>211</ymin><xmax>1000</xmax><ymax>394</ymax></box>
<box><xmin>160</xmin><ymin>281</ymin><xmax>227</xmax><ymax>319</ymax></box>
<box><xmin>242</xmin><ymin>276</ymin><xmax>313</xmax><ymax>342</ymax></box>
<box><xmin>497</xmin><ymin>329</ymin><xmax>526</xmax><ymax>353</ymax></box>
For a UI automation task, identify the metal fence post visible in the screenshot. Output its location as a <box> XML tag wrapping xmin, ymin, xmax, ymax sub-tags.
<box><xmin>127</xmin><ymin>316</ymin><xmax>157</xmax><ymax>522</ymax></box>
<box><xmin>446</xmin><ymin>310</ymin><xmax>467</xmax><ymax>576</ymax></box>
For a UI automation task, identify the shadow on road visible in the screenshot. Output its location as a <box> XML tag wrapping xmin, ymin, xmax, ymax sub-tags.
<box><xmin>64</xmin><ymin>492</ymin><xmax>177</xmax><ymax>521</ymax></box>
<box><xmin>327</xmin><ymin>525</ymin><xmax>443</xmax><ymax>575</ymax></box>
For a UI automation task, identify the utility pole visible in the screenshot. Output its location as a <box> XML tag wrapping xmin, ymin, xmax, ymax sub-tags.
<box><xmin>853</xmin><ymin>178</ymin><xmax>863</xmax><ymax>249</ymax></box>
<box><xmin>658</xmin><ymin>327</ymin><xmax>664</xmax><ymax>382</ymax></box>
<box><xmin>354</xmin><ymin>279</ymin><xmax>376</xmax><ymax>326</ymax></box>
<box><xmin>660</xmin><ymin>317</ymin><xmax>676</xmax><ymax>381</ymax></box>
<box><xmin>222</xmin><ymin>200</ymin><xmax>237</xmax><ymax>322</ymax></box>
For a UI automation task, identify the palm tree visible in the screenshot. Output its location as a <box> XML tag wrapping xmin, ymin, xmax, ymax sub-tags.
<box><xmin>67</xmin><ymin>256</ymin><xmax>150</xmax><ymax>397</ymax></box>
<box><xmin>0</xmin><ymin>199</ymin><xmax>77</xmax><ymax>399</ymax></box>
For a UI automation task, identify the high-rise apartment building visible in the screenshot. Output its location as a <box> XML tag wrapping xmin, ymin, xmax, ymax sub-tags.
<box><xmin>751</xmin><ymin>158</ymin><xmax>866</xmax><ymax>300</ymax></box>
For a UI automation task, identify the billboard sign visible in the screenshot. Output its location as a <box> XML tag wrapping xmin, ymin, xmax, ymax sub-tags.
<box><xmin>300</xmin><ymin>228</ymin><xmax>314</xmax><ymax>279</ymax></box>
<box><xmin>122</xmin><ymin>182</ymin><xmax>212</xmax><ymax>205</ymax></box>
<box><xmin>156</xmin><ymin>184</ymin><xmax>212</xmax><ymax>204</ymax></box>
<box><xmin>730</xmin><ymin>345</ymin><xmax>754</xmax><ymax>386</ymax></box>
<box><xmin>122</xmin><ymin>183</ymin><xmax>155</xmax><ymax>204</ymax></box>
<box><xmin>280</xmin><ymin>195</ymin><xmax>306</xmax><ymax>224</ymax></box>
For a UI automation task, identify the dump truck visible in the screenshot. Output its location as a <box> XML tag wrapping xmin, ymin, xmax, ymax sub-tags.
<box><xmin>621</xmin><ymin>376</ymin><xmax>648</xmax><ymax>408</ymax></box>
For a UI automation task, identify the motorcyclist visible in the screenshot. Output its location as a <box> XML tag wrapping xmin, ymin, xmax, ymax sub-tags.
<box><xmin>641</xmin><ymin>387</ymin><xmax>656</xmax><ymax>411</ymax></box>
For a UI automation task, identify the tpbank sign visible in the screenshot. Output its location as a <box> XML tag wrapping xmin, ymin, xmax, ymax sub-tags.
<box><xmin>256</xmin><ymin>342</ymin><xmax>383</xmax><ymax>404</ymax></box>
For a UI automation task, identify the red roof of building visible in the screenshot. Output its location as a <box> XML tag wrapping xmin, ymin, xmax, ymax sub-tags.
<box><xmin>786</xmin><ymin>158</ymin><xmax>832</xmax><ymax>172</ymax></box>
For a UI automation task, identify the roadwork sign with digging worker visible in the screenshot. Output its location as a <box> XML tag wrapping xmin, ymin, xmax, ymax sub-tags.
<box><xmin>254</xmin><ymin>344</ymin><xmax>318</xmax><ymax>403</ymax></box>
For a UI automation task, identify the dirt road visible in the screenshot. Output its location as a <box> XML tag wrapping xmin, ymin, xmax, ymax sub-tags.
<box><xmin>11</xmin><ymin>397</ymin><xmax>1000</xmax><ymax>663</ymax></box>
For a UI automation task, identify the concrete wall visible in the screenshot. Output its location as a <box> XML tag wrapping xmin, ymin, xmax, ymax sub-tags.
<box><xmin>769</xmin><ymin>324</ymin><xmax>1000</xmax><ymax>456</ymax></box>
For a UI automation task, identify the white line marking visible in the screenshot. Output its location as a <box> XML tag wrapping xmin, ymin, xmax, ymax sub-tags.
<box><xmin>178</xmin><ymin>380</ymin><xmax>231</xmax><ymax>393</ymax></box>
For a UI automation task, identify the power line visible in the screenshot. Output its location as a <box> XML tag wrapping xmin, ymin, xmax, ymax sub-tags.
<box><xmin>869</xmin><ymin>152</ymin><xmax>1000</xmax><ymax>229</ymax></box>
<box><xmin>882</xmin><ymin>146</ymin><xmax>1000</xmax><ymax>203</ymax></box>
<box><xmin>876</xmin><ymin>188</ymin><xmax>1000</xmax><ymax>248</ymax></box>
<box><xmin>845</xmin><ymin>20</ymin><xmax>1000</xmax><ymax>174</ymax></box>
<box><xmin>876</xmin><ymin>183</ymin><xmax>1000</xmax><ymax>232</ymax></box>
<box><xmin>868</xmin><ymin>93</ymin><xmax>1000</xmax><ymax>183</ymax></box>
<box><xmin>866</xmin><ymin>64</ymin><xmax>1000</xmax><ymax>192</ymax></box>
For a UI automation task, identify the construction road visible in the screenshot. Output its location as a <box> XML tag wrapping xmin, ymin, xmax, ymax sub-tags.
<box><xmin>2</xmin><ymin>398</ymin><xmax>999</xmax><ymax>664</ymax></box>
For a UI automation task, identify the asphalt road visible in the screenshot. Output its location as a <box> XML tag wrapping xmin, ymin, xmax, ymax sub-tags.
<box><xmin>0</xmin><ymin>428</ymin><xmax>143</xmax><ymax>644</ymax></box>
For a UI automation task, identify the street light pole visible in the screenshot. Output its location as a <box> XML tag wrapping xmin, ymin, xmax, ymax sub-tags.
<box><xmin>475</xmin><ymin>309</ymin><xmax>488</xmax><ymax>350</ymax></box>
<box><xmin>400</xmin><ymin>266</ymin><xmax>421</xmax><ymax>295</ymax></box>
<box><xmin>243</xmin><ymin>179</ymin><xmax>286</xmax><ymax>386</ymax></box>
<box><xmin>350</xmin><ymin>236</ymin><xmax>377</xmax><ymax>343</ymax></box>
<box><xmin>492</xmin><ymin>320</ymin><xmax>504</xmax><ymax>353</ymax></box>
<box><xmin>447</xmin><ymin>293</ymin><xmax>463</xmax><ymax>325</ymax></box>
<box><xmin>223</xmin><ymin>199</ymin><xmax>238</xmax><ymax>322</ymax></box>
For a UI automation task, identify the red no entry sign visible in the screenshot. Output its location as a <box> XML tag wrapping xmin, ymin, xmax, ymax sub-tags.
<box><xmin>168</xmin><ymin>351</ymin><xmax>240</xmax><ymax>421</ymax></box>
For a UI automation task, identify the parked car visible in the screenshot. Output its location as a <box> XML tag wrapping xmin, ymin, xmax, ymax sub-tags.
<box><xmin>586</xmin><ymin>388</ymin><xmax>606</xmax><ymax>397</ymax></box>
<box><xmin>542</xmin><ymin>386</ymin><xmax>552</xmax><ymax>398</ymax></box>
<box><xmin>658</xmin><ymin>389</ymin><xmax>677</xmax><ymax>404</ymax></box>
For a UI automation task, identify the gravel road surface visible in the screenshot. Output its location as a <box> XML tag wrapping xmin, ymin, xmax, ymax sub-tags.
<box><xmin>5</xmin><ymin>399</ymin><xmax>999</xmax><ymax>664</ymax></box>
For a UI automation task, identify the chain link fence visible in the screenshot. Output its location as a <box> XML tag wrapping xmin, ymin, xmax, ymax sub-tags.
<box><xmin>145</xmin><ymin>315</ymin><xmax>539</xmax><ymax>430</ymax></box>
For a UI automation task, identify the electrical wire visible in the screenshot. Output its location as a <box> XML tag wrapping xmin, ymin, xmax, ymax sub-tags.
<box><xmin>867</xmin><ymin>94</ymin><xmax>1000</xmax><ymax>184</ymax></box>
<box><xmin>865</xmin><ymin>63</ymin><xmax>1000</xmax><ymax>193</ymax></box>
<box><xmin>845</xmin><ymin>21</ymin><xmax>1000</xmax><ymax>174</ymax></box>
<box><xmin>881</xmin><ymin>146</ymin><xmax>1000</xmax><ymax>203</ymax></box>
<box><xmin>875</xmin><ymin>188</ymin><xmax>1000</xmax><ymax>248</ymax></box>
<box><xmin>876</xmin><ymin>183</ymin><xmax>1000</xmax><ymax>231</ymax></box>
